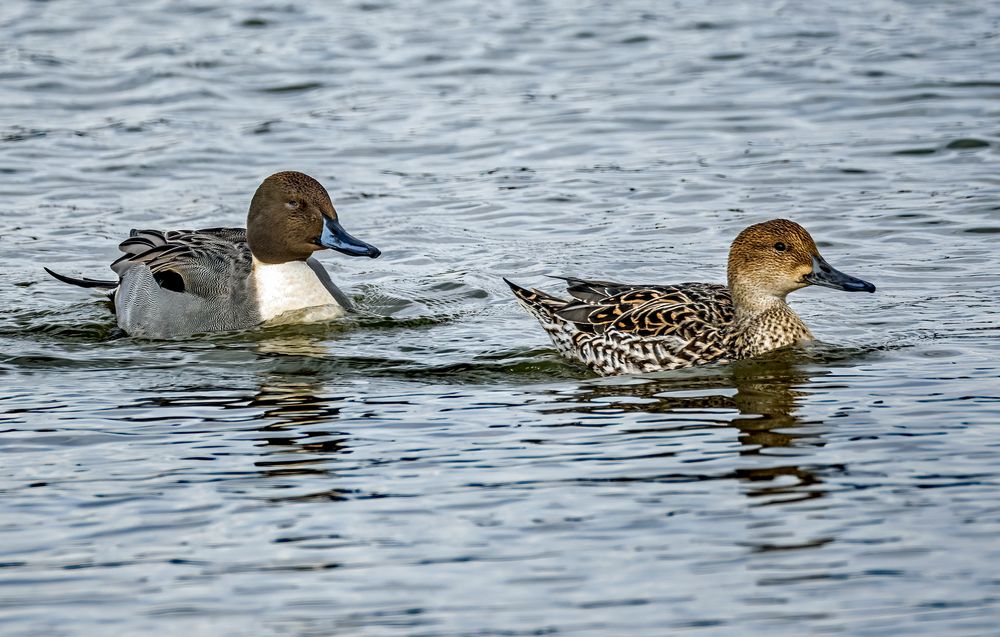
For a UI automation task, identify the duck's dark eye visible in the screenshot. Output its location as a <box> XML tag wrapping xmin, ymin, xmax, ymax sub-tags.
<box><xmin>774</xmin><ymin>242</ymin><xmax>787</xmax><ymax>252</ymax></box>
<box><xmin>286</xmin><ymin>200</ymin><xmax>300</xmax><ymax>209</ymax></box>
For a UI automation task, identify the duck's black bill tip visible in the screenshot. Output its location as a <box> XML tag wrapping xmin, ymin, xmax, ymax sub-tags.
<box><xmin>844</xmin><ymin>279</ymin><xmax>877</xmax><ymax>293</ymax></box>
<box><xmin>319</xmin><ymin>218</ymin><xmax>380</xmax><ymax>259</ymax></box>
<box><xmin>806</xmin><ymin>256</ymin><xmax>876</xmax><ymax>293</ymax></box>
<box><xmin>805</xmin><ymin>270</ymin><xmax>876</xmax><ymax>293</ymax></box>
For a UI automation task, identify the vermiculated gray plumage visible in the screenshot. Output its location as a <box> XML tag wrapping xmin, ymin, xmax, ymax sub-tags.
<box><xmin>110</xmin><ymin>228</ymin><xmax>260</xmax><ymax>338</ymax></box>
<box><xmin>48</xmin><ymin>226</ymin><xmax>353</xmax><ymax>339</ymax></box>
<box><xmin>44</xmin><ymin>171</ymin><xmax>376</xmax><ymax>339</ymax></box>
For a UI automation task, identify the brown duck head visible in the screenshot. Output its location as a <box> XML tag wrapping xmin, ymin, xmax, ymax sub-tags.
<box><xmin>726</xmin><ymin>219</ymin><xmax>875</xmax><ymax>308</ymax></box>
<box><xmin>246</xmin><ymin>171</ymin><xmax>380</xmax><ymax>264</ymax></box>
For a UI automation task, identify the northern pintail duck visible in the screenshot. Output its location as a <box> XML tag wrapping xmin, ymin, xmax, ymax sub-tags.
<box><xmin>506</xmin><ymin>219</ymin><xmax>875</xmax><ymax>376</ymax></box>
<box><xmin>46</xmin><ymin>171</ymin><xmax>380</xmax><ymax>338</ymax></box>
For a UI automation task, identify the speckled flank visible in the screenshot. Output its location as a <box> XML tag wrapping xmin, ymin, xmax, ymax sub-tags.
<box><xmin>507</xmin><ymin>219</ymin><xmax>873</xmax><ymax>376</ymax></box>
<box><xmin>508</xmin><ymin>279</ymin><xmax>734</xmax><ymax>376</ymax></box>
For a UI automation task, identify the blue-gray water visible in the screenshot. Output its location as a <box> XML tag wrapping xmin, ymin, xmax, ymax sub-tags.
<box><xmin>2</xmin><ymin>1</ymin><xmax>999</xmax><ymax>635</ymax></box>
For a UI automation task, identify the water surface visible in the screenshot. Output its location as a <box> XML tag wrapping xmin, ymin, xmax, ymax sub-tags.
<box><xmin>2</xmin><ymin>1</ymin><xmax>999</xmax><ymax>635</ymax></box>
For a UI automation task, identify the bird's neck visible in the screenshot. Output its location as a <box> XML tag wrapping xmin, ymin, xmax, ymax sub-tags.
<box><xmin>728</xmin><ymin>283</ymin><xmax>812</xmax><ymax>359</ymax></box>
<box><xmin>730</xmin><ymin>282</ymin><xmax>787</xmax><ymax>317</ymax></box>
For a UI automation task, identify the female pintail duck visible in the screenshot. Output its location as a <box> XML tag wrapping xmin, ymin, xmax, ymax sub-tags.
<box><xmin>506</xmin><ymin>219</ymin><xmax>875</xmax><ymax>376</ymax></box>
<box><xmin>45</xmin><ymin>171</ymin><xmax>380</xmax><ymax>339</ymax></box>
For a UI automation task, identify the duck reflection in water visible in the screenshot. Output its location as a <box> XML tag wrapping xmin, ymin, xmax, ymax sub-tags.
<box><xmin>248</xmin><ymin>335</ymin><xmax>348</xmax><ymax>438</ymax></box>
<box><xmin>246</xmin><ymin>371</ymin><xmax>361</xmax><ymax>500</ymax></box>
<box><xmin>545</xmin><ymin>352</ymin><xmax>834</xmax><ymax>505</ymax></box>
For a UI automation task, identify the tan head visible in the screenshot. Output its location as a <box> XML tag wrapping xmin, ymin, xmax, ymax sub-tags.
<box><xmin>246</xmin><ymin>171</ymin><xmax>380</xmax><ymax>264</ymax></box>
<box><xmin>726</xmin><ymin>219</ymin><xmax>874</xmax><ymax>310</ymax></box>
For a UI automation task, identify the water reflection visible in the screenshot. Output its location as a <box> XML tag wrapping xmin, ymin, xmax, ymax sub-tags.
<box><xmin>249</xmin><ymin>334</ymin><xmax>352</xmax><ymax>470</ymax></box>
<box><xmin>552</xmin><ymin>355</ymin><xmax>831</xmax><ymax>504</ymax></box>
<box><xmin>251</xmin><ymin>378</ymin><xmax>348</xmax><ymax>451</ymax></box>
<box><xmin>116</xmin><ymin>329</ymin><xmax>357</xmax><ymax>494</ymax></box>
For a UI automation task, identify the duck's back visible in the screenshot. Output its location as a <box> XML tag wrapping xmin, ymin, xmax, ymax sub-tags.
<box><xmin>553</xmin><ymin>278</ymin><xmax>733</xmax><ymax>337</ymax></box>
<box><xmin>507</xmin><ymin>277</ymin><xmax>735</xmax><ymax>375</ymax></box>
<box><xmin>113</xmin><ymin>227</ymin><xmax>259</xmax><ymax>338</ymax></box>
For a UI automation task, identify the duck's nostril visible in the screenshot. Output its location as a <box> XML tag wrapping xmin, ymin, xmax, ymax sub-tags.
<box><xmin>821</xmin><ymin>265</ymin><xmax>831</xmax><ymax>273</ymax></box>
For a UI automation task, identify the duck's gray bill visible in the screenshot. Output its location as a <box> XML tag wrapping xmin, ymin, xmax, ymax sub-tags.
<box><xmin>319</xmin><ymin>218</ymin><xmax>381</xmax><ymax>258</ymax></box>
<box><xmin>804</xmin><ymin>255</ymin><xmax>875</xmax><ymax>293</ymax></box>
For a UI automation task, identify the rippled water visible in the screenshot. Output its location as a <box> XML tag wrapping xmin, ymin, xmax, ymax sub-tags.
<box><xmin>2</xmin><ymin>1</ymin><xmax>1000</xmax><ymax>635</ymax></box>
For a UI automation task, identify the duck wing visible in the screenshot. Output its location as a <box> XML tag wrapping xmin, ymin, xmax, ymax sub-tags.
<box><xmin>111</xmin><ymin>227</ymin><xmax>251</xmax><ymax>296</ymax></box>
<box><xmin>550</xmin><ymin>276</ymin><xmax>733</xmax><ymax>338</ymax></box>
<box><xmin>507</xmin><ymin>276</ymin><xmax>734</xmax><ymax>375</ymax></box>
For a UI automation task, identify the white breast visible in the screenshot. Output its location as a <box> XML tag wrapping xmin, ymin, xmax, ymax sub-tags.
<box><xmin>252</xmin><ymin>259</ymin><xmax>346</xmax><ymax>324</ymax></box>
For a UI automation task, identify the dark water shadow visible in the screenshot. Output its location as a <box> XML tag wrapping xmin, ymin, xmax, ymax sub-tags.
<box><xmin>530</xmin><ymin>348</ymin><xmax>873</xmax><ymax>505</ymax></box>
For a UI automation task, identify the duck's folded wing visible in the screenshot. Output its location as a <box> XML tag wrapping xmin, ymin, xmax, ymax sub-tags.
<box><xmin>552</xmin><ymin>278</ymin><xmax>733</xmax><ymax>339</ymax></box>
<box><xmin>111</xmin><ymin>227</ymin><xmax>251</xmax><ymax>297</ymax></box>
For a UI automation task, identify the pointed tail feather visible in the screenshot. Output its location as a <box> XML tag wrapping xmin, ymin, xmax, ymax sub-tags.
<box><xmin>505</xmin><ymin>278</ymin><xmax>589</xmax><ymax>365</ymax></box>
<box><xmin>503</xmin><ymin>278</ymin><xmax>566</xmax><ymax>310</ymax></box>
<box><xmin>44</xmin><ymin>267</ymin><xmax>117</xmax><ymax>289</ymax></box>
<box><xmin>505</xmin><ymin>277</ymin><xmax>581</xmax><ymax>325</ymax></box>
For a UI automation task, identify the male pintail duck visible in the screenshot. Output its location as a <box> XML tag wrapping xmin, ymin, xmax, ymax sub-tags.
<box><xmin>506</xmin><ymin>219</ymin><xmax>875</xmax><ymax>376</ymax></box>
<box><xmin>45</xmin><ymin>171</ymin><xmax>380</xmax><ymax>338</ymax></box>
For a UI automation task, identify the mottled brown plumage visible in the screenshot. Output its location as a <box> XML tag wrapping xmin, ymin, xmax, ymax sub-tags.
<box><xmin>507</xmin><ymin>219</ymin><xmax>876</xmax><ymax>376</ymax></box>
